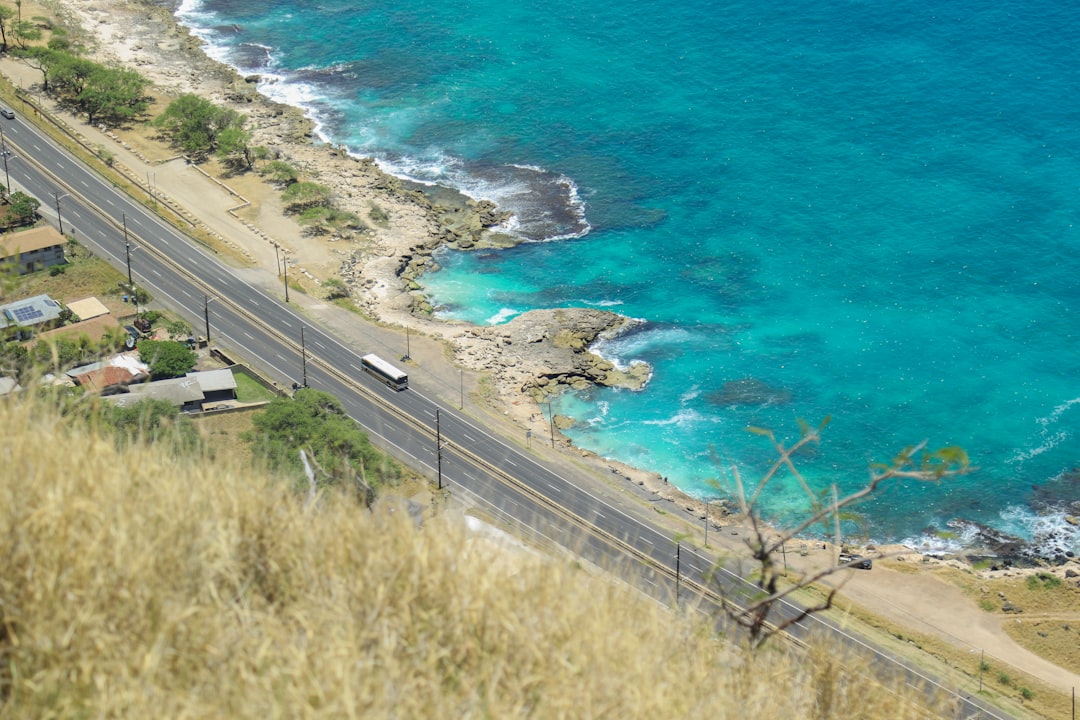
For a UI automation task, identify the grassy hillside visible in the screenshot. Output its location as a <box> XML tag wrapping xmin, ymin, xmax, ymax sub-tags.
<box><xmin>0</xmin><ymin>393</ymin><xmax>954</xmax><ymax>718</ymax></box>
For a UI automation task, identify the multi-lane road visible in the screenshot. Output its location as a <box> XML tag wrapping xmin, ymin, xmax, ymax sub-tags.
<box><xmin>2</xmin><ymin>112</ymin><xmax>1011</xmax><ymax>718</ymax></box>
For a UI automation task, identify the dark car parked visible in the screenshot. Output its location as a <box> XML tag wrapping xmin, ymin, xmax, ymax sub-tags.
<box><xmin>838</xmin><ymin>552</ymin><xmax>872</xmax><ymax>570</ymax></box>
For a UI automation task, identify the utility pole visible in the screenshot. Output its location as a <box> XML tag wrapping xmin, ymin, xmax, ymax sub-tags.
<box><xmin>402</xmin><ymin>326</ymin><xmax>411</xmax><ymax>362</ymax></box>
<box><xmin>0</xmin><ymin>124</ymin><xmax>10</xmax><ymax>193</ymax></box>
<box><xmin>436</xmin><ymin>408</ymin><xmax>443</xmax><ymax>490</ymax></box>
<box><xmin>283</xmin><ymin>252</ymin><xmax>290</xmax><ymax>302</ymax></box>
<box><xmin>123</xmin><ymin>215</ymin><xmax>133</xmax><ymax>287</ymax></box>
<box><xmin>52</xmin><ymin>191</ymin><xmax>66</xmax><ymax>235</ymax></box>
<box><xmin>301</xmin><ymin>326</ymin><xmax>308</xmax><ymax>388</ymax></box>
<box><xmin>547</xmin><ymin>401</ymin><xmax>556</xmax><ymax>448</ymax></box>
<box><xmin>675</xmin><ymin>542</ymin><xmax>681</xmax><ymax>605</ymax></box>
<box><xmin>203</xmin><ymin>295</ymin><xmax>216</xmax><ymax>346</ymax></box>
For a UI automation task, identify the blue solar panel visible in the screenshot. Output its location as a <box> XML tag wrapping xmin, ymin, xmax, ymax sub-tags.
<box><xmin>13</xmin><ymin>305</ymin><xmax>43</xmax><ymax>322</ymax></box>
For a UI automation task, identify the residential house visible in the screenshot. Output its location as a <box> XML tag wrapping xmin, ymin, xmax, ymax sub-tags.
<box><xmin>0</xmin><ymin>226</ymin><xmax>66</xmax><ymax>275</ymax></box>
<box><xmin>103</xmin><ymin>368</ymin><xmax>237</xmax><ymax>412</ymax></box>
<box><xmin>0</xmin><ymin>294</ymin><xmax>63</xmax><ymax>341</ymax></box>
<box><xmin>68</xmin><ymin>354</ymin><xmax>151</xmax><ymax>395</ymax></box>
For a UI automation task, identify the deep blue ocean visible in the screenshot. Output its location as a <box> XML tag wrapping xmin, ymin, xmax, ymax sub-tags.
<box><xmin>176</xmin><ymin>0</ymin><xmax>1080</xmax><ymax>555</ymax></box>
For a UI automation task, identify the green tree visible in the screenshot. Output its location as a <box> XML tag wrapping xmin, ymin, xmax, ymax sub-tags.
<box><xmin>49</xmin><ymin>52</ymin><xmax>96</xmax><ymax>98</ymax></box>
<box><xmin>75</xmin><ymin>66</ymin><xmax>149</xmax><ymax>126</ymax></box>
<box><xmin>11</xmin><ymin>17</ymin><xmax>39</xmax><ymax>49</ymax></box>
<box><xmin>258</xmin><ymin>159</ymin><xmax>299</xmax><ymax>186</ymax></box>
<box><xmin>298</xmin><ymin>206</ymin><xmax>361</xmax><ymax>236</ymax></box>
<box><xmin>137</xmin><ymin>339</ymin><xmax>196</xmax><ymax>379</ymax></box>
<box><xmin>281</xmin><ymin>181</ymin><xmax>332</xmax><ymax>213</ymax></box>
<box><xmin>215</xmin><ymin>124</ymin><xmax>261</xmax><ymax>170</ymax></box>
<box><xmin>247</xmin><ymin>389</ymin><xmax>404</xmax><ymax>496</ymax></box>
<box><xmin>0</xmin><ymin>341</ymin><xmax>30</xmax><ymax>380</ymax></box>
<box><xmin>31</xmin><ymin>337</ymin><xmax>82</xmax><ymax>372</ymax></box>
<box><xmin>166</xmin><ymin>320</ymin><xmax>191</xmax><ymax>339</ymax></box>
<box><xmin>7</xmin><ymin>191</ymin><xmax>40</xmax><ymax>225</ymax></box>
<box><xmin>321</xmin><ymin>277</ymin><xmax>349</xmax><ymax>300</ymax></box>
<box><xmin>153</xmin><ymin>94</ymin><xmax>245</xmax><ymax>161</ymax></box>
<box><xmin>0</xmin><ymin>5</ymin><xmax>15</xmax><ymax>52</ymax></box>
<box><xmin>100</xmin><ymin>398</ymin><xmax>200</xmax><ymax>452</ymax></box>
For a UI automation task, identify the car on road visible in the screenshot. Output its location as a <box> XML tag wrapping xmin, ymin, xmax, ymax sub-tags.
<box><xmin>0</xmin><ymin>108</ymin><xmax>14</xmax><ymax>119</ymax></box>
<box><xmin>838</xmin><ymin>552</ymin><xmax>873</xmax><ymax>570</ymax></box>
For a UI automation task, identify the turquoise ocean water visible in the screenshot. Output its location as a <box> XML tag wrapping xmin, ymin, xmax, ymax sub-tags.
<box><xmin>175</xmin><ymin>0</ymin><xmax>1080</xmax><ymax>555</ymax></box>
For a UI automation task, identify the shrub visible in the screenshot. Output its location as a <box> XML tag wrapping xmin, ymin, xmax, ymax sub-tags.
<box><xmin>1026</xmin><ymin>573</ymin><xmax>1062</xmax><ymax>591</ymax></box>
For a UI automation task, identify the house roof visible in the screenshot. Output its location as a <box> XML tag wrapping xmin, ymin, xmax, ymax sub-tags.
<box><xmin>188</xmin><ymin>368</ymin><xmax>237</xmax><ymax>393</ymax></box>
<box><xmin>74</xmin><ymin>365</ymin><xmax>148</xmax><ymax>393</ymax></box>
<box><xmin>0</xmin><ymin>294</ymin><xmax>63</xmax><ymax>329</ymax></box>
<box><xmin>67</xmin><ymin>352</ymin><xmax>149</xmax><ymax>380</ymax></box>
<box><xmin>0</xmin><ymin>226</ymin><xmax>65</xmax><ymax>257</ymax></box>
<box><xmin>106</xmin><ymin>375</ymin><xmax>204</xmax><ymax>408</ymax></box>
<box><xmin>65</xmin><ymin>297</ymin><xmax>110</xmax><ymax>320</ymax></box>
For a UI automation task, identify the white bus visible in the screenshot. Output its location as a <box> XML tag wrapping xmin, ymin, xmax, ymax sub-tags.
<box><xmin>361</xmin><ymin>353</ymin><xmax>408</xmax><ymax>391</ymax></box>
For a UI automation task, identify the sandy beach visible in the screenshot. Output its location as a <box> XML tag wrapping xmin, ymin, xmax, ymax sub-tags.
<box><xmin>8</xmin><ymin>0</ymin><xmax>1080</xmax><ymax>699</ymax></box>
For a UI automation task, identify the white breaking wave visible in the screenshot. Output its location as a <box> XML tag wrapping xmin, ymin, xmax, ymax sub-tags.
<box><xmin>485</xmin><ymin>307</ymin><xmax>521</xmax><ymax>325</ymax></box>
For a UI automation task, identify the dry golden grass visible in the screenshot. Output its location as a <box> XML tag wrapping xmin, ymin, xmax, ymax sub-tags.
<box><xmin>0</xmin><ymin>394</ymin><xmax>957</xmax><ymax>718</ymax></box>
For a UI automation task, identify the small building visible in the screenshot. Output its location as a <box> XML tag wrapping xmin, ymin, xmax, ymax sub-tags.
<box><xmin>106</xmin><ymin>375</ymin><xmax>205</xmax><ymax>412</ymax></box>
<box><xmin>0</xmin><ymin>226</ymin><xmax>66</xmax><ymax>275</ymax></box>
<box><xmin>189</xmin><ymin>368</ymin><xmax>238</xmax><ymax>405</ymax></box>
<box><xmin>68</xmin><ymin>353</ymin><xmax>151</xmax><ymax>395</ymax></box>
<box><xmin>65</xmin><ymin>297</ymin><xmax>110</xmax><ymax>321</ymax></box>
<box><xmin>103</xmin><ymin>369</ymin><xmax>237</xmax><ymax>412</ymax></box>
<box><xmin>0</xmin><ymin>294</ymin><xmax>63</xmax><ymax>340</ymax></box>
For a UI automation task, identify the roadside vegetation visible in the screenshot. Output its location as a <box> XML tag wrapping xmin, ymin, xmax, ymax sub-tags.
<box><xmin>12</xmin><ymin>29</ymin><xmax>150</xmax><ymax>127</ymax></box>
<box><xmin>246</xmin><ymin>388</ymin><xmax>409</xmax><ymax>500</ymax></box>
<box><xmin>0</xmin><ymin>391</ymin><xmax>957</xmax><ymax>718</ymax></box>
<box><xmin>151</xmin><ymin>93</ymin><xmax>264</xmax><ymax>170</ymax></box>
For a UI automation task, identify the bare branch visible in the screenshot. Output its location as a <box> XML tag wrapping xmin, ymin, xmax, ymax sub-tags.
<box><xmin>709</xmin><ymin>420</ymin><xmax>972</xmax><ymax>649</ymax></box>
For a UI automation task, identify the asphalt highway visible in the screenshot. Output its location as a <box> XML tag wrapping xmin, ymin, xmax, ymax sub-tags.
<box><xmin>1</xmin><ymin>112</ymin><xmax>1012</xmax><ymax>719</ymax></box>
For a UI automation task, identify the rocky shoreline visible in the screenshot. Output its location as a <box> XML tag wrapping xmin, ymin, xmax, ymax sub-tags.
<box><xmin>44</xmin><ymin>0</ymin><xmax>694</xmax><ymax>487</ymax></box>
<box><xmin>34</xmin><ymin>0</ymin><xmax>1079</xmax><ymax>570</ymax></box>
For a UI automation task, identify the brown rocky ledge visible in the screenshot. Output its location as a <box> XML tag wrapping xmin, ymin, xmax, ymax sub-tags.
<box><xmin>450</xmin><ymin>308</ymin><xmax>652</xmax><ymax>407</ymax></box>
